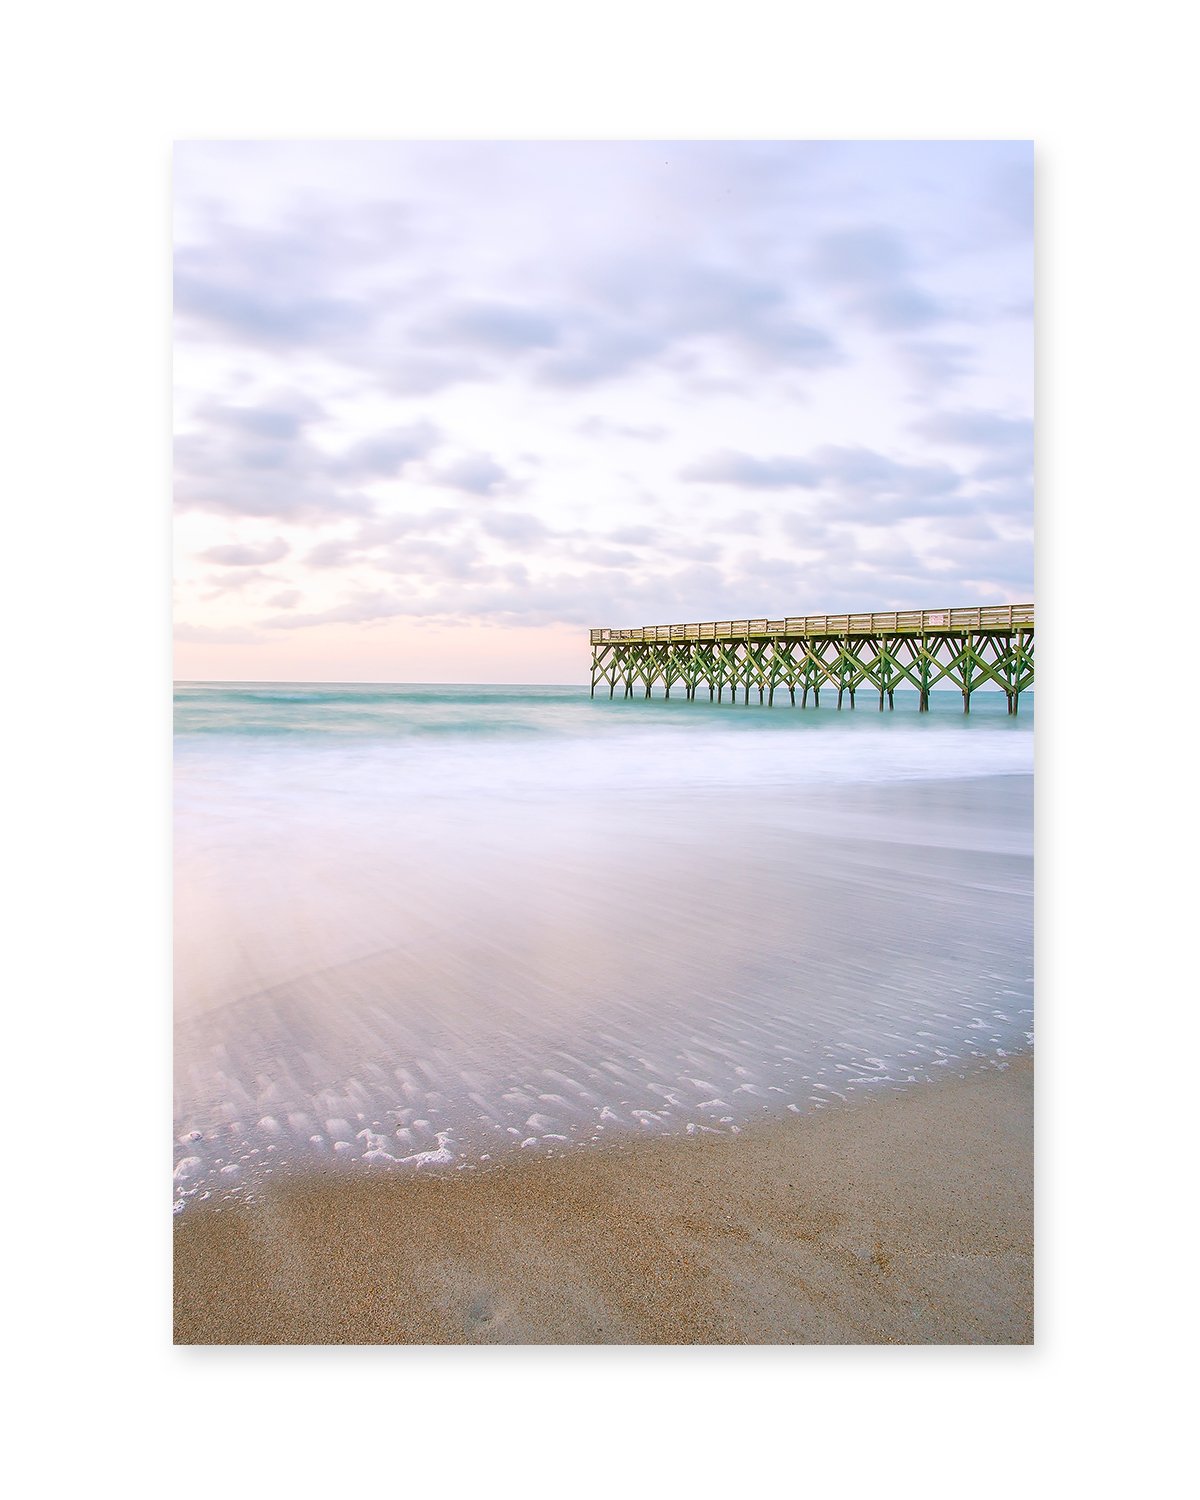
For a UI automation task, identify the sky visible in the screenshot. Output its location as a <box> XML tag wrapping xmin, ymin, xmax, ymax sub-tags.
<box><xmin>173</xmin><ymin>141</ymin><xmax>1033</xmax><ymax>683</ymax></box>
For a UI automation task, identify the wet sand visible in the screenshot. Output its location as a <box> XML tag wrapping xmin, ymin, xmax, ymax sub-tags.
<box><xmin>175</xmin><ymin>774</ymin><xmax>1033</xmax><ymax>1183</ymax></box>
<box><xmin>174</xmin><ymin>1054</ymin><xmax>1032</xmax><ymax>1345</ymax></box>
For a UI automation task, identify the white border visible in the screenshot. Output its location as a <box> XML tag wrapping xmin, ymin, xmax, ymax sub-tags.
<box><xmin>6</xmin><ymin>1</ymin><xmax>1192</xmax><ymax>1493</ymax></box>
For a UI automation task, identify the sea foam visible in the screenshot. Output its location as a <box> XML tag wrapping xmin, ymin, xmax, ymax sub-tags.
<box><xmin>173</xmin><ymin>684</ymin><xmax>1033</xmax><ymax>1212</ymax></box>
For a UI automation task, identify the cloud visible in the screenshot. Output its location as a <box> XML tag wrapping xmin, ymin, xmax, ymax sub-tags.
<box><xmin>895</xmin><ymin>339</ymin><xmax>974</xmax><ymax>390</ymax></box>
<box><xmin>809</xmin><ymin>226</ymin><xmax>952</xmax><ymax>332</ymax></box>
<box><xmin>332</xmin><ymin>423</ymin><xmax>441</xmax><ymax>479</ymax></box>
<box><xmin>682</xmin><ymin>442</ymin><xmax>979</xmax><ymax>527</ymax></box>
<box><xmin>429</xmin><ymin>452</ymin><xmax>510</xmax><ymax>495</ymax></box>
<box><xmin>779</xmin><ymin>514</ymin><xmax>839</xmax><ymax>551</ymax></box>
<box><xmin>176</xmin><ymin>393</ymin><xmax>359</xmax><ymax>520</ymax></box>
<box><xmin>928</xmin><ymin>535</ymin><xmax>1034</xmax><ymax>593</ymax></box>
<box><xmin>266</xmin><ymin>589</ymin><xmax>301</xmax><ymax>609</ymax></box>
<box><xmin>198</xmin><ymin>397</ymin><xmax>323</xmax><ymax>440</ymax></box>
<box><xmin>246</xmin><ymin>252</ymin><xmax>825</xmax><ymax>395</ymax></box>
<box><xmin>379</xmin><ymin>352</ymin><xmax>488</xmax><ymax>396</ymax></box>
<box><xmin>305</xmin><ymin>539</ymin><xmax>362</xmax><ymax>569</ymax></box>
<box><xmin>681</xmin><ymin>450</ymin><xmax>821</xmax><ymax>488</ymax></box>
<box><xmin>249</xmin><ymin>512</ymin><xmax>1029</xmax><ymax>636</ymax></box>
<box><xmin>174</xmin><ymin>144</ymin><xmax>1032</xmax><ymax>655</ymax></box>
<box><xmin>705</xmin><ymin>510</ymin><xmax>764</xmax><ymax>536</ymax></box>
<box><xmin>606</xmin><ymin>524</ymin><xmax>659</xmax><ymax>545</ymax></box>
<box><xmin>811</xmin><ymin>226</ymin><xmax>910</xmax><ymax>285</ymax></box>
<box><xmin>176</xmin><ymin>398</ymin><xmax>441</xmax><ymax>520</ymax></box>
<box><xmin>479</xmin><ymin>510</ymin><xmax>551</xmax><ymax>544</ymax></box>
<box><xmin>913</xmin><ymin>409</ymin><xmax>1032</xmax><ymax>452</ymax></box>
<box><xmin>174</xmin><ymin>204</ymin><xmax>408</xmax><ymax>354</ymax></box>
<box><xmin>262</xmin><ymin>592</ymin><xmax>408</xmax><ymax>630</ymax></box>
<box><xmin>535</xmin><ymin>260</ymin><xmax>841</xmax><ymax>387</ymax></box>
<box><xmin>175</xmin><ymin>266</ymin><xmax>369</xmax><ymax>349</ymax></box>
<box><xmin>534</xmin><ymin>321</ymin><xmax>665</xmax><ymax>388</ymax></box>
<box><xmin>576</xmin><ymin>416</ymin><xmax>667</xmax><ymax>443</ymax></box>
<box><xmin>198</xmin><ymin>538</ymin><xmax>289</xmax><ymax>566</ymax></box>
<box><xmin>372</xmin><ymin>538</ymin><xmax>488</xmax><ymax>581</ymax></box>
<box><xmin>957</xmin><ymin>482</ymin><xmax>1032</xmax><ymax>517</ymax></box>
<box><xmin>813</xmin><ymin>446</ymin><xmax>961</xmax><ymax>510</ymax></box>
<box><xmin>931</xmin><ymin>514</ymin><xmax>1002</xmax><ymax>541</ymax></box>
<box><xmin>355</xmin><ymin>508</ymin><xmax>463</xmax><ymax>546</ymax></box>
<box><xmin>418</xmin><ymin>299</ymin><xmax>561</xmax><ymax>352</ymax></box>
<box><xmin>683</xmin><ymin>444</ymin><xmax>963</xmax><ymax>522</ymax></box>
<box><xmin>582</xmin><ymin>546</ymin><xmax>640</xmax><ymax>570</ymax></box>
<box><xmin>913</xmin><ymin>408</ymin><xmax>1033</xmax><ymax>487</ymax></box>
<box><xmin>282</xmin><ymin>508</ymin><xmax>484</xmax><ymax>578</ymax></box>
<box><xmin>855</xmin><ymin>285</ymin><xmax>945</xmax><ymax>331</ymax></box>
<box><xmin>684</xmin><ymin>438</ymin><xmax>1002</xmax><ymax>534</ymax></box>
<box><xmin>177</xmin><ymin>196</ymin><xmax>845</xmax><ymax>396</ymax></box>
<box><xmin>202</xmin><ymin>568</ymin><xmax>282</xmax><ymax>595</ymax></box>
<box><xmin>175</xmin><ymin>201</ymin><xmax>495</xmax><ymax>396</ymax></box>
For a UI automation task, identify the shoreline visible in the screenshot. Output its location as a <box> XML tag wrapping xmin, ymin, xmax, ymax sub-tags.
<box><xmin>174</xmin><ymin>1054</ymin><xmax>1033</xmax><ymax>1345</ymax></box>
<box><xmin>174</xmin><ymin>769</ymin><xmax>1032</xmax><ymax>1194</ymax></box>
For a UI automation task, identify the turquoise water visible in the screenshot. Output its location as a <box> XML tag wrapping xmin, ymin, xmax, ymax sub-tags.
<box><xmin>174</xmin><ymin>684</ymin><xmax>1033</xmax><ymax>1211</ymax></box>
<box><xmin>176</xmin><ymin>680</ymin><xmax>1030</xmax><ymax>741</ymax></box>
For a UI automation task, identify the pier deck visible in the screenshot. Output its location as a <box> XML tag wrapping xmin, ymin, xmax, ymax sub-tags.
<box><xmin>589</xmin><ymin>604</ymin><xmax>1034</xmax><ymax>712</ymax></box>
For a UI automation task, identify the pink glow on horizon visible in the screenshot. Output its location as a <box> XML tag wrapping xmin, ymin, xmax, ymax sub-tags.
<box><xmin>174</xmin><ymin>619</ymin><xmax>587</xmax><ymax>684</ymax></box>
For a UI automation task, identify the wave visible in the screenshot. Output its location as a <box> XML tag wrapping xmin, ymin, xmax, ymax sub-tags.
<box><xmin>173</xmin><ymin>681</ymin><xmax>1034</xmax><ymax>1211</ymax></box>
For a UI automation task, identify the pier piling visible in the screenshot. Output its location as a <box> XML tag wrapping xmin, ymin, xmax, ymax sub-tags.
<box><xmin>589</xmin><ymin>606</ymin><xmax>1034</xmax><ymax>713</ymax></box>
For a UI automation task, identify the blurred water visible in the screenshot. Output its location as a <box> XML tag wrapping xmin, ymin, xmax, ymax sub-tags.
<box><xmin>173</xmin><ymin>684</ymin><xmax>1033</xmax><ymax>1211</ymax></box>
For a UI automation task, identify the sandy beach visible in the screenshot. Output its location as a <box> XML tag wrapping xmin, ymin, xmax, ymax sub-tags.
<box><xmin>174</xmin><ymin>1053</ymin><xmax>1032</xmax><ymax>1345</ymax></box>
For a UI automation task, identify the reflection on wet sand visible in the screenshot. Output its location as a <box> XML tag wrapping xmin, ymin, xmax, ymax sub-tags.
<box><xmin>175</xmin><ymin>759</ymin><xmax>1032</xmax><ymax>1213</ymax></box>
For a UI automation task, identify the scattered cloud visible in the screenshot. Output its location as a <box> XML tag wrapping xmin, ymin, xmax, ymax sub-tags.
<box><xmin>479</xmin><ymin>510</ymin><xmax>551</xmax><ymax>544</ymax></box>
<box><xmin>417</xmin><ymin>299</ymin><xmax>562</xmax><ymax>353</ymax></box>
<box><xmin>913</xmin><ymin>408</ymin><xmax>1034</xmax><ymax>485</ymax></box>
<box><xmin>261</xmin><ymin>591</ymin><xmax>409</xmax><ymax>630</ymax></box>
<box><xmin>576</xmin><ymin>416</ymin><xmax>667</xmax><ymax>443</ymax></box>
<box><xmin>304</xmin><ymin>539</ymin><xmax>362</xmax><ymax>569</ymax></box>
<box><xmin>606</xmin><ymin>524</ymin><xmax>660</xmax><ymax>545</ymax></box>
<box><xmin>174</xmin><ymin>143</ymin><xmax>1032</xmax><ymax>666</ymax></box>
<box><xmin>202</xmin><ymin>568</ymin><xmax>282</xmax><ymax>595</ymax></box>
<box><xmin>176</xmin><ymin>398</ymin><xmax>445</xmax><ymax>521</ymax></box>
<box><xmin>809</xmin><ymin>446</ymin><xmax>962</xmax><ymax>522</ymax></box>
<box><xmin>198</xmin><ymin>538</ymin><xmax>289</xmax><ymax>566</ymax></box>
<box><xmin>895</xmin><ymin>339</ymin><xmax>974</xmax><ymax>391</ymax></box>
<box><xmin>332</xmin><ymin>423</ymin><xmax>442</xmax><ymax>478</ymax></box>
<box><xmin>429</xmin><ymin>452</ymin><xmax>510</xmax><ymax>496</ymax></box>
<box><xmin>681</xmin><ymin>451</ymin><xmax>821</xmax><ymax>488</ymax></box>
<box><xmin>682</xmin><ymin>443</ymin><xmax>964</xmax><ymax>522</ymax></box>
<box><xmin>913</xmin><ymin>409</ymin><xmax>1033</xmax><ymax>452</ymax></box>
<box><xmin>809</xmin><ymin>226</ymin><xmax>952</xmax><ymax>332</ymax></box>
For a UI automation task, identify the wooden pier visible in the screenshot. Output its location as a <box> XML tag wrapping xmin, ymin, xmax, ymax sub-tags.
<box><xmin>590</xmin><ymin>604</ymin><xmax>1035</xmax><ymax>713</ymax></box>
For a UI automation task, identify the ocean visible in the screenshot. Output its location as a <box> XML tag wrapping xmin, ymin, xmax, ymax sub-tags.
<box><xmin>173</xmin><ymin>683</ymin><xmax>1033</xmax><ymax>1212</ymax></box>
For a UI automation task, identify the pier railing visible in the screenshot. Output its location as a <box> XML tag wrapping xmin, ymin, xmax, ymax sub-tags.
<box><xmin>589</xmin><ymin>604</ymin><xmax>1033</xmax><ymax>644</ymax></box>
